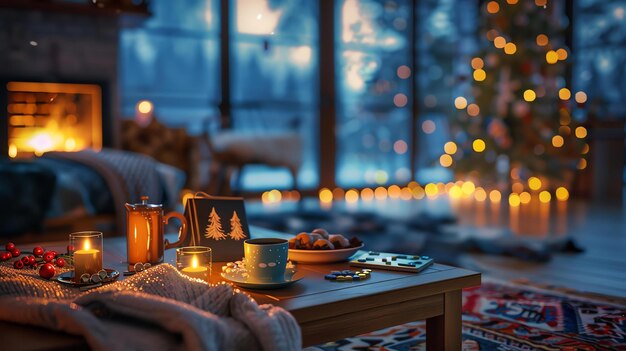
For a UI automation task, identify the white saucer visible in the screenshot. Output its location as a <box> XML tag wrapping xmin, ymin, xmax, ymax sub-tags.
<box><xmin>221</xmin><ymin>272</ymin><xmax>302</xmax><ymax>290</ymax></box>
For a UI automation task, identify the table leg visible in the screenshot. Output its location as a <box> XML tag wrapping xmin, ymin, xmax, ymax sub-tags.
<box><xmin>426</xmin><ymin>290</ymin><xmax>462</xmax><ymax>351</ymax></box>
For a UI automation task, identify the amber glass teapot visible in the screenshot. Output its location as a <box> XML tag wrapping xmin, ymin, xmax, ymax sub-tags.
<box><xmin>125</xmin><ymin>196</ymin><xmax>188</xmax><ymax>265</ymax></box>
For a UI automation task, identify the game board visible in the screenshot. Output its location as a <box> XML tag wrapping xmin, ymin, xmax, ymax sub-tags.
<box><xmin>349</xmin><ymin>251</ymin><xmax>434</xmax><ymax>273</ymax></box>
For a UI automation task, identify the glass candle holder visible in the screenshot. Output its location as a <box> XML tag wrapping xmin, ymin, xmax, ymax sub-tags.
<box><xmin>70</xmin><ymin>231</ymin><xmax>103</xmax><ymax>282</ymax></box>
<box><xmin>176</xmin><ymin>246</ymin><xmax>212</xmax><ymax>282</ymax></box>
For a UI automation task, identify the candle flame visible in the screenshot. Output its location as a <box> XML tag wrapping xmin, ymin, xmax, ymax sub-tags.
<box><xmin>84</xmin><ymin>240</ymin><xmax>90</xmax><ymax>251</ymax></box>
<box><xmin>191</xmin><ymin>256</ymin><xmax>199</xmax><ymax>269</ymax></box>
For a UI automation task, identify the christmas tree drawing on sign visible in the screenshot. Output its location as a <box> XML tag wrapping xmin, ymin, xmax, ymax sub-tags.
<box><xmin>205</xmin><ymin>207</ymin><xmax>226</xmax><ymax>240</ymax></box>
<box><xmin>228</xmin><ymin>211</ymin><xmax>246</xmax><ymax>240</ymax></box>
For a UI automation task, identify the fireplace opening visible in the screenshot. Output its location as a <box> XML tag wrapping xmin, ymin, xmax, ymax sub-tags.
<box><xmin>4</xmin><ymin>81</ymin><xmax>103</xmax><ymax>158</ymax></box>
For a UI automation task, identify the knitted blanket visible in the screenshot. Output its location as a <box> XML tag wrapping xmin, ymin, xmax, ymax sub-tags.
<box><xmin>0</xmin><ymin>264</ymin><xmax>301</xmax><ymax>351</ymax></box>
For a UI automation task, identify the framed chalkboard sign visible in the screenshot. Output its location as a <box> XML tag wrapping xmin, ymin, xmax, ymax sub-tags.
<box><xmin>183</xmin><ymin>194</ymin><xmax>250</xmax><ymax>261</ymax></box>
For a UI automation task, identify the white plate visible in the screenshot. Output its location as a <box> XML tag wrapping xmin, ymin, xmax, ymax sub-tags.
<box><xmin>288</xmin><ymin>244</ymin><xmax>364</xmax><ymax>264</ymax></box>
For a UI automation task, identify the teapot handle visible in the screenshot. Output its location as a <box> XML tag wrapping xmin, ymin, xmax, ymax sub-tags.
<box><xmin>164</xmin><ymin>212</ymin><xmax>188</xmax><ymax>250</ymax></box>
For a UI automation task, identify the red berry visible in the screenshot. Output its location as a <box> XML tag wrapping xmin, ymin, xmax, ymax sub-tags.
<box><xmin>11</xmin><ymin>248</ymin><xmax>20</xmax><ymax>257</ymax></box>
<box><xmin>21</xmin><ymin>256</ymin><xmax>30</xmax><ymax>266</ymax></box>
<box><xmin>33</xmin><ymin>247</ymin><xmax>44</xmax><ymax>256</ymax></box>
<box><xmin>43</xmin><ymin>252</ymin><xmax>55</xmax><ymax>262</ymax></box>
<box><xmin>13</xmin><ymin>260</ymin><xmax>24</xmax><ymax>269</ymax></box>
<box><xmin>0</xmin><ymin>252</ymin><xmax>9</xmax><ymax>261</ymax></box>
<box><xmin>55</xmin><ymin>257</ymin><xmax>66</xmax><ymax>268</ymax></box>
<box><xmin>50</xmin><ymin>251</ymin><xmax>58</xmax><ymax>258</ymax></box>
<box><xmin>28</xmin><ymin>256</ymin><xmax>36</xmax><ymax>266</ymax></box>
<box><xmin>67</xmin><ymin>245</ymin><xmax>74</xmax><ymax>253</ymax></box>
<box><xmin>39</xmin><ymin>263</ymin><xmax>55</xmax><ymax>279</ymax></box>
<box><xmin>5</xmin><ymin>243</ymin><xmax>15</xmax><ymax>251</ymax></box>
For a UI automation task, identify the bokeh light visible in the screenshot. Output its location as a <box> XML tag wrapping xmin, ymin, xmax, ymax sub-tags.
<box><xmin>439</xmin><ymin>154</ymin><xmax>453</xmax><ymax>167</ymax></box>
<box><xmin>523</xmin><ymin>89</ymin><xmax>536</xmax><ymax>102</ymax></box>
<box><xmin>393</xmin><ymin>140</ymin><xmax>408</xmax><ymax>154</ymax></box>
<box><xmin>546</xmin><ymin>50</ymin><xmax>558</xmax><ymax>64</ymax></box>
<box><xmin>474</xmin><ymin>187</ymin><xmax>487</xmax><ymax>201</ymax></box>
<box><xmin>487</xmin><ymin>1</ymin><xmax>500</xmax><ymax>13</ymax></box>
<box><xmin>444</xmin><ymin>141</ymin><xmax>457</xmax><ymax>154</ymax></box>
<box><xmin>575</xmin><ymin>126</ymin><xmax>587</xmax><ymax>139</ymax></box>
<box><xmin>494</xmin><ymin>36</ymin><xmax>506</xmax><ymax>48</ymax></box>
<box><xmin>504</xmin><ymin>42</ymin><xmax>517</xmax><ymax>55</ymax></box>
<box><xmin>361</xmin><ymin>188</ymin><xmax>374</xmax><ymax>201</ymax></box>
<box><xmin>473</xmin><ymin>139</ymin><xmax>486</xmax><ymax>152</ymax></box>
<box><xmin>556</xmin><ymin>48</ymin><xmax>568</xmax><ymax>60</ymax></box>
<box><xmin>424</xmin><ymin>183</ymin><xmax>438</xmax><ymax>197</ymax></box>
<box><xmin>393</xmin><ymin>93</ymin><xmax>408</xmax><ymax>107</ymax></box>
<box><xmin>558</xmin><ymin>88</ymin><xmax>571</xmax><ymax>100</ymax></box>
<box><xmin>345</xmin><ymin>189</ymin><xmax>359</xmax><ymax>203</ymax></box>
<box><xmin>552</xmin><ymin>135</ymin><xmax>564</xmax><ymax>148</ymax></box>
<box><xmin>539</xmin><ymin>190</ymin><xmax>551</xmax><ymax>203</ymax></box>
<box><xmin>575</xmin><ymin>91</ymin><xmax>588</xmax><ymax>103</ymax></box>
<box><xmin>556</xmin><ymin>187</ymin><xmax>569</xmax><ymax>201</ymax></box>
<box><xmin>473</xmin><ymin>69</ymin><xmax>487</xmax><ymax>81</ymax></box>
<box><xmin>375</xmin><ymin>186</ymin><xmax>388</xmax><ymax>200</ymax></box>
<box><xmin>528</xmin><ymin>176</ymin><xmax>542</xmax><ymax>190</ymax></box>
<box><xmin>471</xmin><ymin>57</ymin><xmax>484</xmax><ymax>69</ymax></box>
<box><xmin>489</xmin><ymin>190</ymin><xmax>502</xmax><ymax>202</ymax></box>
<box><xmin>467</xmin><ymin>103</ymin><xmax>480</xmax><ymax>116</ymax></box>
<box><xmin>454</xmin><ymin>96</ymin><xmax>468</xmax><ymax>109</ymax></box>
<box><xmin>137</xmin><ymin>100</ymin><xmax>153</xmax><ymax>114</ymax></box>
<box><xmin>536</xmin><ymin>34</ymin><xmax>549</xmax><ymax>46</ymax></box>
<box><xmin>422</xmin><ymin>120</ymin><xmax>436</xmax><ymax>134</ymax></box>
<box><xmin>577</xmin><ymin>159</ymin><xmax>587</xmax><ymax>170</ymax></box>
<box><xmin>397</xmin><ymin>65</ymin><xmax>411</xmax><ymax>79</ymax></box>
<box><xmin>319</xmin><ymin>188</ymin><xmax>333</xmax><ymax>203</ymax></box>
<box><xmin>519</xmin><ymin>192</ymin><xmax>531</xmax><ymax>204</ymax></box>
<box><xmin>509</xmin><ymin>193</ymin><xmax>521</xmax><ymax>207</ymax></box>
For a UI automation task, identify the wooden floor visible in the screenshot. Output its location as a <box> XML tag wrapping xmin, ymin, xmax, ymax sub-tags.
<box><xmin>248</xmin><ymin>196</ymin><xmax>626</xmax><ymax>298</ymax></box>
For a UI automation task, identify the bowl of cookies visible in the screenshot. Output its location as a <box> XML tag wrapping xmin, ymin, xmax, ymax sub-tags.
<box><xmin>287</xmin><ymin>228</ymin><xmax>364</xmax><ymax>263</ymax></box>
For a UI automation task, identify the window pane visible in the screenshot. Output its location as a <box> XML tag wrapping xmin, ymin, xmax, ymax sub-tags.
<box><xmin>335</xmin><ymin>0</ymin><xmax>412</xmax><ymax>187</ymax></box>
<box><xmin>414</xmin><ymin>0</ymin><xmax>478</xmax><ymax>183</ymax></box>
<box><xmin>231</xmin><ymin>0</ymin><xmax>319</xmax><ymax>190</ymax></box>
<box><xmin>120</xmin><ymin>0</ymin><xmax>220</xmax><ymax>133</ymax></box>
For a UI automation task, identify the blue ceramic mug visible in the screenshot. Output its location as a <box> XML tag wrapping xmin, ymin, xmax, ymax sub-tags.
<box><xmin>244</xmin><ymin>238</ymin><xmax>288</xmax><ymax>283</ymax></box>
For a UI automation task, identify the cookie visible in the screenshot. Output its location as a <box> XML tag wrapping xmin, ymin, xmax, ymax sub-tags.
<box><xmin>329</xmin><ymin>234</ymin><xmax>350</xmax><ymax>249</ymax></box>
<box><xmin>313</xmin><ymin>239</ymin><xmax>335</xmax><ymax>250</ymax></box>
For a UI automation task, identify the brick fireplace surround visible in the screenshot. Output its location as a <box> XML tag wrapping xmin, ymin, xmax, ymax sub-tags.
<box><xmin>0</xmin><ymin>7</ymin><xmax>123</xmax><ymax>153</ymax></box>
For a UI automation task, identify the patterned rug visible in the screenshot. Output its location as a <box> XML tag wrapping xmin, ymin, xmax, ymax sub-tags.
<box><xmin>306</xmin><ymin>279</ymin><xmax>626</xmax><ymax>351</ymax></box>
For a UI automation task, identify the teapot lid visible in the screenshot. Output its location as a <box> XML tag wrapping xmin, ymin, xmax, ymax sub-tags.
<box><xmin>127</xmin><ymin>196</ymin><xmax>162</xmax><ymax>210</ymax></box>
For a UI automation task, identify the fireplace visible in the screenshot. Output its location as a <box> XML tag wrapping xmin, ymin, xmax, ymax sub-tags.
<box><xmin>2</xmin><ymin>81</ymin><xmax>104</xmax><ymax>158</ymax></box>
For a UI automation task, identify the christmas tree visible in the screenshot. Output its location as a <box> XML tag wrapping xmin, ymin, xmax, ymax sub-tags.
<box><xmin>205</xmin><ymin>207</ymin><xmax>226</xmax><ymax>240</ymax></box>
<box><xmin>444</xmin><ymin>0</ymin><xmax>587</xmax><ymax>189</ymax></box>
<box><xmin>228</xmin><ymin>211</ymin><xmax>246</xmax><ymax>240</ymax></box>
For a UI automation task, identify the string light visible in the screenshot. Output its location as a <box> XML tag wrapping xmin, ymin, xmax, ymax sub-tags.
<box><xmin>575</xmin><ymin>126</ymin><xmax>587</xmax><ymax>138</ymax></box>
<box><xmin>345</xmin><ymin>189</ymin><xmax>359</xmax><ymax>203</ymax></box>
<box><xmin>361</xmin><ymin>188</ymin><xmax>374</xmax><ymax>201</ymax></box>
<box><xmin>556</xmin><ymin>48</ymin><xmax>568</xmax><ymax>60</ymax></box>
<box><xmin>424</xmin><ymin>183</ymin><xmax>438</xmax><ymax>197</ymax></box>
<box><xmin>375</xmin><ymin>187</ymin><xmax>388</xmax><ymax>200</ymax></box>
<box><xmin>558</xmin><ymin>88</ymin><xmax>571</xmax><ymax>100</ymax></box>
<box><xmin>519</xmin><ymin>191</ymin><xmax>531</xmax><ymax>204</ymax></box>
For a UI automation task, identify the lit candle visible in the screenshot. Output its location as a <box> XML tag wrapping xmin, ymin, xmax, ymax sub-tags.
<box><xmin>181</xmin><ymin>255</ymin><xmax>208</xmax><ymax>281</ymax></box>
<box><xmin>74</xmin><ymin>239</ymin><xmax>102</xmax><ymax>281</ymax></box>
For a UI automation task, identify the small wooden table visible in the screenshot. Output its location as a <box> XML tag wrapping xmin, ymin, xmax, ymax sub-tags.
<box><xmin>3</xmin><ymin>227</ymin><xmax>480</xmax><ymax>351</ymax></box>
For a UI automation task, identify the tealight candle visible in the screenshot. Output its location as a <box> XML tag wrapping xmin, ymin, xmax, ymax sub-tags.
<box><xmin>177</xmin><ymin>246</ymin><xmax>212</xmax><ymax>282</ymax></box>
<box><xmin>70</xmin><ymin>231</ymin><xmax>103</xmax><ymax>282</ymax></box>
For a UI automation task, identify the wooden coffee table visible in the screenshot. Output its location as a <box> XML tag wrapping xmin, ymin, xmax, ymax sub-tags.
<box><xmin>3</xmin><ymin>227</ymin><xmax>480</xmax><ymax>351</ymax></box>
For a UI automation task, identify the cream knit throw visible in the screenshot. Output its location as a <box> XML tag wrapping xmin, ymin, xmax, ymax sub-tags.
<box><xmin>0</xmin><ymin>264</ymin><xmax>301</xmax><ymax>351</ymax></box>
